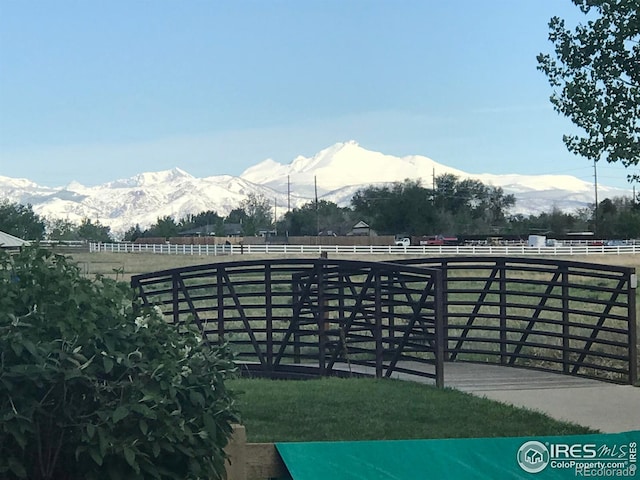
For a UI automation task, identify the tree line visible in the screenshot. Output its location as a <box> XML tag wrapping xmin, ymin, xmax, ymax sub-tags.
<box><xmin>2</xmin><ymin>174</ymin><xmax>639</xmax><ymax>242</ymax></box>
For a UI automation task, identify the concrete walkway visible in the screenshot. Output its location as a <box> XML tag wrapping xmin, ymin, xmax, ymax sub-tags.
<box><xmin>331</xmin><ymin>361</ymin><xmax>640</xmax><ymax>433</ymax></box>
<box><xmin>441</xmin><ymin>363</ymin><xmax>640</xmax><ymax>433</ymax></box>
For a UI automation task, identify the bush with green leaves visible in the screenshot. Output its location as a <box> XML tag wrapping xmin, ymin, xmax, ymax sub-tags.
<box><xmin>0</xmin><ymin>247</ymin><xmax>239</xmax><ymax>479</ymax></box>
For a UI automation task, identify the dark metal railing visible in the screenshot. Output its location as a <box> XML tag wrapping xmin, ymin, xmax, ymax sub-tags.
<box><xmin>396</xmin><ymin>257</ymin><xmax>637</xmax><ymax>384</ymax></box>
<box><xmin>131</xmin><ymin>257</ymin><xmax>638</xmax><ymax>385</ymax></box>
<box><xmin>131</xmin><ymin>258</ymin><xmax>445</xmax><ymax>386</ymax></box>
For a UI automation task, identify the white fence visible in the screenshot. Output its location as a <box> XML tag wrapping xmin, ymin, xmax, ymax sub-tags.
<box><xmin>89</xmin><ymin>242</ymin><xmax>640</xmax><ymax>256</ymax></box>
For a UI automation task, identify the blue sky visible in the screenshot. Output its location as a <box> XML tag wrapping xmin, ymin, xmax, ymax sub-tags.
<box><xmin>0</xmin><ymin>0</ymin><xmax>636</xmax><ymax>190</ymax></box>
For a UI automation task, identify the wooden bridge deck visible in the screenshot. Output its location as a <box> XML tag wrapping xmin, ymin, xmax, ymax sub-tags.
<box><xmin>325</xmin><ymin>361</ymin><xmax>604</xmax><ymax>391</ymax></box>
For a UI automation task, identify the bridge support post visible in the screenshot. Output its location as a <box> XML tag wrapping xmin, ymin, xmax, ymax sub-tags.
<box><xmin>435</xmin><ymin>270</ymin><xmax>445</xmax><ymax>388</ymax></box>
<box><xmin>499</xmin><ymin>259</ymin><xmax>507</xmax><ymax>365</ymax></box>
<box><xmin>562</xmin><ymin>266</ymin><xmax>570</xmax><ymax>375</ymax></box>
<box><xmin>628</xmin><ymin>271</ymin><xmax>638</xmax><ymax>385</ymax></box>
<box><xmin>375</xmin><ymin>270</ymin><xmax>383</xmax><ymax>378</ymax></box>
<box><xmin>317</xmin><ymin>260</ymin><xmax>326</xmax><ymax>376</ymax></box>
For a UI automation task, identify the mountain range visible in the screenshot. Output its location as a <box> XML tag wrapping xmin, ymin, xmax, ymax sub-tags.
<box><xmin>0</xmin><ymin>141</ymin><xmax>632</xmax><ymax>238</ymax></box>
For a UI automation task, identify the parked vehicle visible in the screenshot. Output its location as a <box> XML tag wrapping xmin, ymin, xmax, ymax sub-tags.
<box><xmin>394</xmin><ymin>236</ymin><xmax>411</xmax><ymax>247</ymax></box>
<box><xmin>394</xmin><ymin>234</ymin><xmax>459</xmax><ymax>246</ymax></box>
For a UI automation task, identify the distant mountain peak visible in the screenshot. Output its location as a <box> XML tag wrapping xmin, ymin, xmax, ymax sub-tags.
<box><xmin>64</xmin><ymin>180</ymin><xmax>87</xmax><ymax>191</ymax></box>
<box><xmin>243</xmin><ymin>141</ymin><xmax>367</xmax><ymax>182</ymax></box>
<box><xmin>243</xmin><ymin>141</ymin><xmax>464</xmax><ymax>192</ymax></box>
<box><xmin>134</xmin><ymin>167</ymin><xmax>194</xmax><ymax>185</ymax></box>
<box><xmin>106</xmin><ymin>167</ymin><xmax>194</xmax><ymax>189</ymax></box>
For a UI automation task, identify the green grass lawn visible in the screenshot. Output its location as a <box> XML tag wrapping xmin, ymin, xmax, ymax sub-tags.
<box><xmin>227</xmin><ymin>377</ymin><xmax>595</xmax><ymax>443</ymax></box>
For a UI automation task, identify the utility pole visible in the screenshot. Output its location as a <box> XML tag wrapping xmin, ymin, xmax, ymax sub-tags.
<box><xmin>432</xmin><ymin>167</ymin><xmax>436</xmax><ymax>204</ymax></box>
<box><xmin>287</xmin><ymin>175</ymin><xmax>291</xmax><ymax>213</ymax></box>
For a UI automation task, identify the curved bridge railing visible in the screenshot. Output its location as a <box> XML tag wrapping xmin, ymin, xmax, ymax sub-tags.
<box><xmin>131</xmin><ymin>257</ymin><xmax>638</xmax><ymax>385</ymax></box>
<box><xmin>396</xmin><ymin>257</ymin><xmax>637</xmax><ymax>384</ymax></box>
<box><xmin>131</xmin><ymin>259</ymin><xmax>445</xmax><ymax>385</ymax></box>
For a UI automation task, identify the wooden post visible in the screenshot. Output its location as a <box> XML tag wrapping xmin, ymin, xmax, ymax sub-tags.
<box><xmin>224</xmin><ymin>424</ymin><xmax>288</xmax><ymax>480</ymax></box>
<box><xmin>225</xmin><ymin>424</ymin><xmax>247</xmax><ymax>480</ymax></box>
<box><xmin>245</xmin><ymin>443</ymin><xmax>287</xmax><ymax>480</ymax></box>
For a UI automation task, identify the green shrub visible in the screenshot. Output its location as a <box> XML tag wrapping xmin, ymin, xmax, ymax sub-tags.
<box><xmin>0</xmin><ymin>247</ymin><xmax>238</xmax><ymax>479</ymax></box>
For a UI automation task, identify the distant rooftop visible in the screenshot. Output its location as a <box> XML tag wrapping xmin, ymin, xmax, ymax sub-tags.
<box><xmin>0</xmin><ymin>230</ymin><xmax>29</xmax><ymax>248</ymax></box>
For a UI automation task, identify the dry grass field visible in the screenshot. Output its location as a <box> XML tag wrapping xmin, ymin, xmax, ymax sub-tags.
<box><xmin>66</xmin><ymin>250</ymin><xmax>640</xmax><ymax>282</ymax></box>
<box><xmin>68</xmin><ymin>251</ymin><xmax>337</xmax><ymax>281</ymax></box>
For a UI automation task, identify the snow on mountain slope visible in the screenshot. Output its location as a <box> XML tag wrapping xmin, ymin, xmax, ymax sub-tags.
<box><xmin>0</xmin><ymin>141</ymin><xmax>633</xmax><ymax>237</ymax></box>
<box><xmin>474</xmin><ymin>173</ymin><xmax>592</xmax><ymax>193</ymax></box>
<box><xmin>242</xmin><ymin>140</ymin><xmax>467</xmax><ymax>195</ymax></box>
<box><xmin>0</xmin><ymin>169</ymin><xmax>293</xmax><ymax>236</ymax></box>
<box><xmin>0</xmin><ymin>175</ymin><xmax>60</xmax><ymax>203</ymax></box>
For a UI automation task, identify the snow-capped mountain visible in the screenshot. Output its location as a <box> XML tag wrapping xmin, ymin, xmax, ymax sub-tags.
<box><xmin>0</xmin><ymin>141</ymin><xmax>633</xmax><ymax>238</ymax></box>
<box><xmin>0</xmin><ymin>169</ymin><xmax>294</xmax><ymax>237</ymax></box>
<box><xmin>242</xmin><ymin>140</ymin><xmax>468</xmax><ymax>196</ymax></box>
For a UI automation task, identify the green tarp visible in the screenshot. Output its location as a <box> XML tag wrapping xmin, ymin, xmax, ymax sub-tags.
<box><xmin>276</xmin><ymin>431</ymin><xmax>639</xmax><ymax>479</ymax></box>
